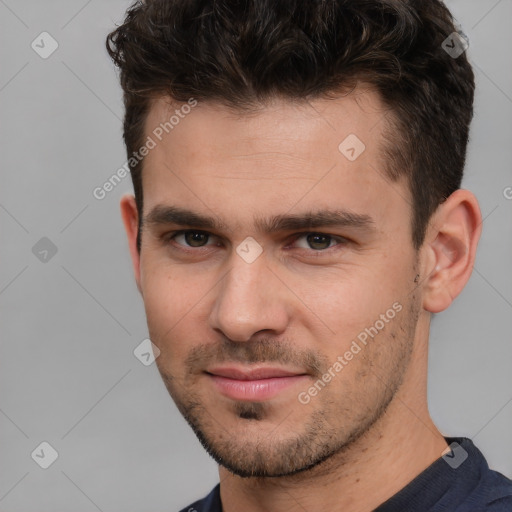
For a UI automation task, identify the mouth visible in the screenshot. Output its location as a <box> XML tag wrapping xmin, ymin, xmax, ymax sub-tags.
<box><xmin>205</xmin><ymin>366</ymin><xmax>310</xmax><ymax>401</ymax></box>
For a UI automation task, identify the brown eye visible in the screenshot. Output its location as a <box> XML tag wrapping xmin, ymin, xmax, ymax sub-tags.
<box><xmin>306</xmin><ymin>234</ymin><xmax>334</xmax><ymax>250</ymax></box>
<box><xmin>184</xmin><ymin>231</ymin><xmax>209</xmax><ymax>247</ymax></box>
<box><xmin>171</xmin><ymin>230</ymin><xmax>213</xmax><ymax>248</ymax></box>
<box><xmin>292</xmin><ymin>233</ymin><xmax>341</xmax><ymax>251</ymax></box>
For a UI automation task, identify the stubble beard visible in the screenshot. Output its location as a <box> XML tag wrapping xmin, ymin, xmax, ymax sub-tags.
<box><xmin>155</xmin><ymin>295</ymin><xmax>420</xmax><ymax>479</ymax></box>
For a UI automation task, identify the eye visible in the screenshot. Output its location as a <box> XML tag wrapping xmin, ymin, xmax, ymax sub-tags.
<box><xmin>291</xmin><ymin>233</ymin><xmax>344</xmax><ymax>251</ymax></box>
<box><xmin>170</xmin><ymin>230</ymin><xmax>218</xmax><ymax>248</ymax></box>
<box><xmin>166</xmin><ymin>230</ymin><xmax>346</xmax><ymax>254</ymax></box>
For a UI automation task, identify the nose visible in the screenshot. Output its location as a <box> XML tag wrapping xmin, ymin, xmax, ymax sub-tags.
<box><xmin>208</xmin><ymin>252</ymin><xmax>290</xmax><ymax>342</ymax></box>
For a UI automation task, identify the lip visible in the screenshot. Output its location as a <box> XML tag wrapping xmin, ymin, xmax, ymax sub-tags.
<box><xmin>206</xmin><ymin>366</ymin><xmax>310</xmax><ymax>401</ymax></box>
<box><xmin>207</xmin><ymin>366</ymin><xmax>306</xmax><ymax>380</ymax></box>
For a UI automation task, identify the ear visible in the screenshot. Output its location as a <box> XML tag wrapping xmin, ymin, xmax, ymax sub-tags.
<box><xmin>120</xmin><ymin>194</ymin><xmax>142</xmax><ymax>294</ymax></box>
<box><xmin>422</xmin><ymin>189</ymin><xmax>482</xmax><ymax>313</ymax></box>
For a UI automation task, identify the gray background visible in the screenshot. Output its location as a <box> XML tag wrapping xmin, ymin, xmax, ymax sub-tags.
<box><xmin>0</xmin><ymin>1</ymin><xmax>511</xmax><ymax>511</ymax></box>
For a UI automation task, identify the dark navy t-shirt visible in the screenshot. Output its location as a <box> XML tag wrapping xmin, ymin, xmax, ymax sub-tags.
<box><xmin>179</xmin><ymin>438</ymin><xmax>512</xmax><ymax>511</ymax></box>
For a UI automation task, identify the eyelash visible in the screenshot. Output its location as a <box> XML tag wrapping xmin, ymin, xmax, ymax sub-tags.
<box><xmin>164</xmin><ymin>230</ymin><xmax>347</xmax><ymax>254</ymax></box>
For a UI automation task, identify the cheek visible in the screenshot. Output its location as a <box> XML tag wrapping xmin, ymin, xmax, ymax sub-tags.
<box><xmin>141</xmin><ymin>266</ymin><xmax>197</xmax><ymax>353</ymax></box>
<box><xmin>290</xmin><ymin>266</ymin><xmax>406</xmax><ymax>349</ymax></box>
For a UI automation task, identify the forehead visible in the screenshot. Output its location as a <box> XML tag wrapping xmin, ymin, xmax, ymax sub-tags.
<box><xmin>140</xmin><ymin>89</ymin><xmax>410</xmax><ymax>232</ymax></box>
<box><xmin>145</xmin><ymin>88</ymin><xmax>386</xmax><ymax>159</ymax></box>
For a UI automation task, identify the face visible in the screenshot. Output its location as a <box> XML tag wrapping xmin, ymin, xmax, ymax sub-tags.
<box><xmin>132</xmin><ymin>90</ymin><xmax>423</xmax><ymax>477</ymax></box>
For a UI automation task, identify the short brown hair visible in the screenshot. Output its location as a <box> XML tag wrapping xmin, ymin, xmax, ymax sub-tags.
<box><xmin>106</xmin><ymin>0</ymin><xmax>474</xmax><ymax>251</ymax></box>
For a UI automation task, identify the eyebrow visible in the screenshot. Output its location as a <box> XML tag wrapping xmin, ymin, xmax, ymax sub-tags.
<box><xmin>143</xmin><ymin>205</ymin><xmax>375</xmax><ymax>234</ymax></box>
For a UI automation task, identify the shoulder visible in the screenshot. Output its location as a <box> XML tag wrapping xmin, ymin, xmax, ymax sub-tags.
<box><xmin>461</xmin><ymin>469</ymin><xmax>512</xmax><ymax>512</ymax></box>
<box><xmin>178</xmin><ymin>484</ymin><xmax>221</xmax><ymax>512</ymax></box>
<box><xmin>477</xmin><ymin>468</ymin><xmax>512</xmax><ymax>510</ymax></box>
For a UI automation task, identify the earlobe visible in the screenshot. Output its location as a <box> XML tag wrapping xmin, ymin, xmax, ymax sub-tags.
<box><xmin>422</xmin><ymin>189</ymin><xmax>482</xmax><ymax>313</ymax></box>
<box><xmin>120</xmin><ymin>194</ymin><xmax>142</xmax><ymax>294</ymax></box>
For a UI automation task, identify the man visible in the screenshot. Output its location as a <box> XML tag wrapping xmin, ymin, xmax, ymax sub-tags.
<box><xmin>106</xmin><ymin>0</ymin><xmax>512</xmax><ymax>510</ymax></box>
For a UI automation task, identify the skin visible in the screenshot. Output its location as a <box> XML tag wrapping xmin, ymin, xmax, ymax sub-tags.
<box><xmin>121</xmin><ymin>88</ymin><xmax>482</xmax><ymax>512</ymax></box>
